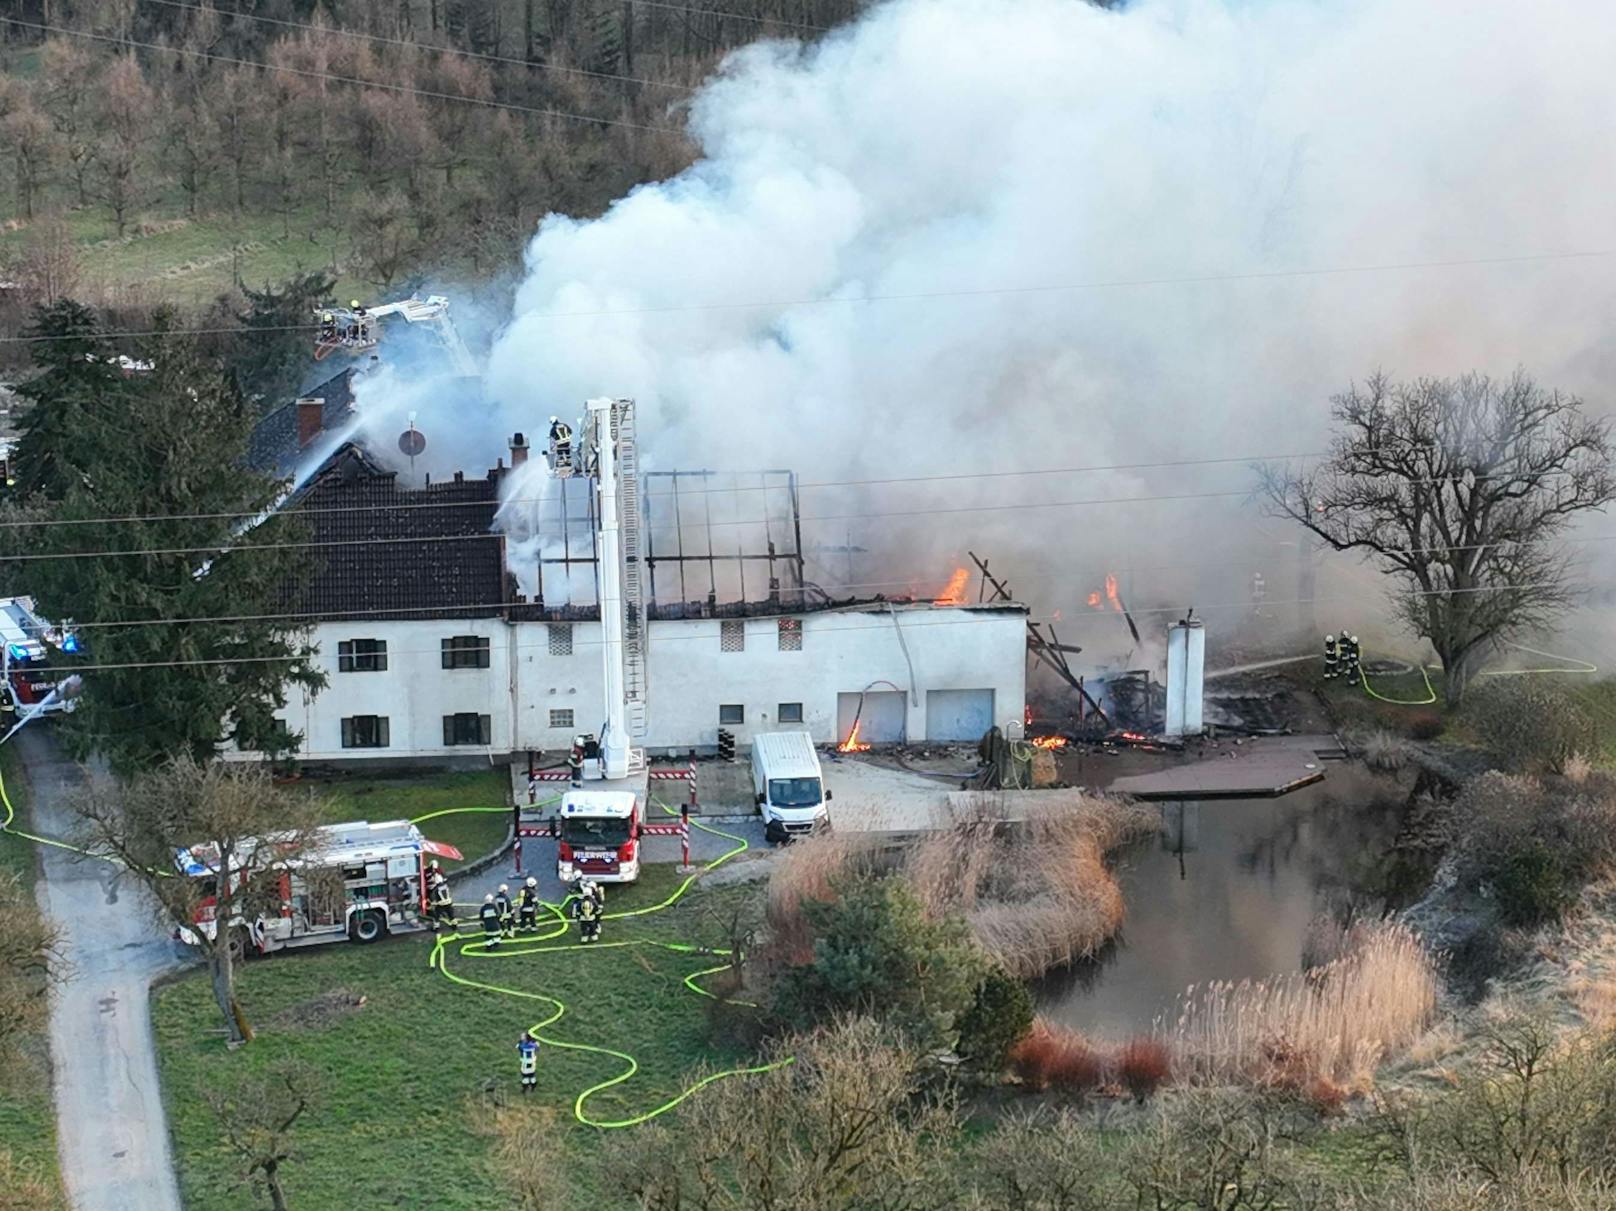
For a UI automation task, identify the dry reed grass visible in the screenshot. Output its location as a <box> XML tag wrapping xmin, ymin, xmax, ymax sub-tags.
<box><xmin>764</xmin><ymin>831</ymin><xmax>879</xmax><ymax>963</ymax></box>
<box><xmin>908</xmin><ymin>798</ymin><xmax>1158</xmax><ymax>978</ymax></box>
<box><xmin>1163</xmin><ymin>921</ymin><xmax>1437</xmax><ymax>1089</ymax></box>
<box><xmin>1008</xmin><ymin>1018</ymin><xmax>1103</xmax><ymax>1095</ymax></box>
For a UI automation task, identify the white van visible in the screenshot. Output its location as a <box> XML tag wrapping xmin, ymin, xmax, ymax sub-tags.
<box><xmin>752</xmin><ymin>730</ymin><xmax>832</xmax><ymax>842</ymax></box>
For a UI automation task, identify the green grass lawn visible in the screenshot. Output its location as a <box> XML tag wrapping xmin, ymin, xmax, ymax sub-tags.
<box><xmin>295</xmin><ymin>768</ymin><xmax>512</xmax><ymax>872</ymax></box>
<box><xmin>154</xmin><ymin>866</ymin><xmax>760</xmax><ymax>1209</ymax></box>
<box><xmin>0</xmin><ymin>742</ymin><xmax>65</xmax><ymax>1205</ymax></box>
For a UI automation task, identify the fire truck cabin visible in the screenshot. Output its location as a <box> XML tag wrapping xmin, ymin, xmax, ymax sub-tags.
<box><xmin>556</xmin><ymin>790</ymin><xmax>641</xmax><ymax>884</ymax></box>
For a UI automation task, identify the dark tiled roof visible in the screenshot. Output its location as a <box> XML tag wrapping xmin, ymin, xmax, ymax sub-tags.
<box><xmin>247</xmin><ymin>368</ymin><xmax>357</xmax><ymax>476</ymax></box>
<box><xmin>288</xmin><ymin>442</ymin><xmax>512</xmax><ymax>621</ymax></box>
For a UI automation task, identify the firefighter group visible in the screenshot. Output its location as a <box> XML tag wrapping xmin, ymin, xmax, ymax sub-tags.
<box><xmin>421</xmin><ymin>861</ymin><xmax>604</xmax><ymax>947</ymax></box>
<box><xmin>1323</xmin><ymin>632</ymin><xmax>1363</xmax><ymax>685</ymax></box>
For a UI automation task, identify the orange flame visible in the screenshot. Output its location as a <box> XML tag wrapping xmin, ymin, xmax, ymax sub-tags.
<box><xmin>1031</xmin><ymin>735</ymin><xmax>1068</xmax><ymax>749</ymax></box>
<box><xmin>1104</xmin><ymin>572</ymin><xmax>1122</xmax><ymax>612</ymax></box>
<box><xmin>1024</xmin><ymin>705</ymin><xmax>1033</xmax><ymax>727</ymax></box>
<box><xmin>933</xmin><ymin>566</ymin><xmax>970</xmax><ymax>606</ymax></box>
<box><xmin>837</xmin><ymin>720</ymin><xmax>871</xmax><ymax>752</ymax></box>
<box><xmin>1087</xmin><ymin>591</ymin><xmax>1102</xmax><ymax>609</ymax></box>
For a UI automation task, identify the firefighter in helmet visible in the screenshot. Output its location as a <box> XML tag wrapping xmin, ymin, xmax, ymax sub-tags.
<box><xmin>479</xmin><ymin>892</ymin><xmax>502</xmax><ymax>948</ymax></box>
<box><xmin>319</xmin><ymin>310</ymin><xmax>337</xmax><ymax>343</ymax></box>
<box><xmin>517</xmin><ymin>876</ymin><xmax>540</xmax><ymax>933</ymax></box>
<box><xmin>431</xmin><ymin>874</ymin><xmax>455</xmax><ymax>929</ymax></box>
<box><xmin>1342</xmin><ymin>634</ymin><xmax>1362</xmax><ymax>686</ymax></box>
<box><xmin>517</xmin><ymin>1031</ymin><xmax>540</xmax><ymax>1094</ymax></box>
<box><xmin>566</xmin><ymin>737</ymin><xmax>585</xmax><ymax>787</ymax></box>
<box><xmin>1322</xmin><ymin>633</ymin><xmax>1339</xmax><ymax>681</ymax></box>
<box><xmin>494</xmin><ymin>883</ymin><xmax>515</xmax><ymax>937</ymax></box>
<box><xmin>548</xmin><ymin>416</ymin><xmax>572</xmax><ymax>470</ymax></box>
<box><xmin>571</xmin><ymin>878</ymin><xmax>602</xmax><ymax>944</ymax></box>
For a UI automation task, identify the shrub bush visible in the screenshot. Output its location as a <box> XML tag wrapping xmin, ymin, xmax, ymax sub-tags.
<box><xmin>1116</xmin><ymin>1037</ymin><xmax>1171</xmax><ymax>1101</ymax></box>
<box><xmin>772</xmin><ymin>875</ymin><xmax>988</xmax><ymax>1053</ymax></box>
<box><xmin>1008</xmin><ymin>1020</ymin><xmax>1102</xmax><ymax>1097</ymax></box>
<box><xmin>956</xmin><ymin>967</ymin><xmax>1034</xmax><ymax>1071</ymax></box>
<box><xmin>1465</xmin><ymin>677</ymin><xmax>1596</xmax><ymax>774</ymax></box>
<box><xmin>1008</xmin><ymin>1023</ymin><xmax>1060</xmax><ymax>1090</ymax></box>
<box><xmin>1048</xmin><ymin>1042</ymin><xmax>1104</xmax><ymax>1095</ymax></box>
<box><xmin>1490</xmin><ymin>837</ymin><xmax>1579</xmax><ymax>927</ymax></box>
<box><xmin>1407</xmin><ymin>712</ymin><xmax>1444</xmax><ymax>741</ymax></box>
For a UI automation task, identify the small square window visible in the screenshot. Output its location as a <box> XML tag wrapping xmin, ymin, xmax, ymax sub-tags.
<box><xmin>341</xmin><ymin>715</ymin><xmax>389</xmax><ymax>749</ymax></box>
<box><xmin>549</xmin><ymin>708</ymin><xmax>575</xmax><ymax>729</ymax></box>
<box><xmin>777</xmin><ymin>702</ymin><xmax>804</xmax><ymax>724</ymax></box>
<box><xmin>777</xmin><ymin>618</ymin><xmax>802</xmax><ymax>651</ymax></box>
<box><xmin>337</xmin><ymin>638</ymin><xmax>387</xmax><ymax>672</ymax></box>
<box><xmin>442</xmin><ymin>635</ymin><xmax>491</xmax><ymax>669</ymax></box>
<box><xmin>719</xmin><ymin>703</ymin><xmax>745</xmax><ymax>726</ymax></box>
<box><xmin>548</xmin><ymin>624</ymin><xmax>573</xmax><ymax>656</ymax></box>
<box><xmin>720</xmin><ymin>619</ymin><xmax>745</xmax><ymax>653</ymax></box>
<box><xmin>442</xmin><ymin>713</ymin><xmax>492</xmax><ymax>746</ymax></box>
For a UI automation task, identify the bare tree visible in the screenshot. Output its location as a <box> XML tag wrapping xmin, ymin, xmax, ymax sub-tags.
<box><xmin>202</xmin><ymin>1060</ymin><xmax>320</xmax><ymax>1211</ymax></box>
<box><xmin>1261</xmin><ymin>371</ymin><xmax>1615</xmax><ymax>705</ymax></box>
<box><xmin>73</xmin><ymin>759</ymin><xmax>326</xmax><ymax>1045</ymax></box>
<box><xmin>484</xmin><ymin>1104</ymin><xmax>569</xmax><ymax>1211</ymax></box>
<box><xmin>90</xmin><ymin>56</ymin><xmax>156</xmax><ymax>237</ymax></box>
<box><xmin>1</xmin><ymin>91</ymin><xmax>54</xmax><ymax>221</ymax></box>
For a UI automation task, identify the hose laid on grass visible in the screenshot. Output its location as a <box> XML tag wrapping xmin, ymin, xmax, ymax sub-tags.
<box><xmin>1356</xmin><ymin>642</ymin><xmax>1596</xmax><ymax>707</ymax></box>
<box><xmin>1</xmin><ymin>752</ymin><xmax>788</xmax><ymax>1128</ymax></box>
<box><xmin>425</xmin><ymin>794</ymin><xmax>792</xmax><ymax>1128</ymax></box>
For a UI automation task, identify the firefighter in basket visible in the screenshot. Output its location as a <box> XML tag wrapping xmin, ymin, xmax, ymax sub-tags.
<box><xmin>548</xmin><ymin>416</ymin><xmax>573</xmax><ymax>472</ymax></box>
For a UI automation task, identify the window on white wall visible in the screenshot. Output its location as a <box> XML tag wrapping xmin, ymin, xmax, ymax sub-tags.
<box><xmin>337</xmin><ymin>638</ymin><xmax>387</xmax><ymax>672</ymax></box>
<box><xmin>549</xmin><ymin>709</ymin><xmax>574</xmax><ymax>729</ymax></box>
<box><xmin>442</xmin><ymin>635</ymin><xmax>491</xmax><ymax>669</ymax></box>
<box><xmin>548</xmin><ymin>624</ymin><xmax>573</xmax><ymax>656</ymax></box>
<box><xmin>777</xmin><ymin>618</ymin><xmax>802</xmax><ymax>651</ymax></box>
<box><xmin>341</xmin><ymin>716</ymin><xmax>389</xmax><ymax>748</ymax></box>
<box><xmin>778</xmin><ymin>702</ymin><xmax>803</xmax><ymax>723</ymax></box>
<box><xmin>443</xmin><ymin>713</ymin><xmax>492</xmax><ymax>746</ymax></box>
<box><xmin>719</xmin><ymin>703</ymin><xmax>744</xmax><ymax>725</ymax></box>
<box><xmin>720</xmin><ymin>620</ymin><xmax>745</xmax><ymax>652</ymax></box>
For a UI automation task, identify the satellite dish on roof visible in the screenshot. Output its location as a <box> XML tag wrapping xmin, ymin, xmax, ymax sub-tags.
<box><xmin>398</xmin><ymin>427</ymin><xmax>427</xmax><ymax>458</ymax></box>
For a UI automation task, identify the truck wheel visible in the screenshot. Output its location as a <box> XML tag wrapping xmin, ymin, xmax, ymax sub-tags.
<box><xmin>352</xmin><ymin>911</ymin><xmax>385</xmax><ymax>943</ymax></box>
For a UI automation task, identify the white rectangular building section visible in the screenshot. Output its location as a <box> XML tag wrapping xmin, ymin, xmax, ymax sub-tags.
<box><xmin>248</xmin><ymin>602</ymin><xmax>1028</xmax><ymax>764</ymax></box>
<box><xmin>1164</xmin><ymin>618</ymin><xmax>1205</xmax><ymax>738</ymax></box>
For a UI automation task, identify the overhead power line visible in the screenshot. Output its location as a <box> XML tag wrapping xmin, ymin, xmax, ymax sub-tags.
<box><xmin>0</xmin><ymin>450</ymin><xmax>1325</xmax><ymax>531</ymax></box>
<box><xmin>0</xmin><ymin>323</ymin><xmax>321</xmax><ymax>346</ymax></box>
<box><xmin>0</xmin><ymin>17</ymin><xmax>681</xmax><ymax>134</ymax></box>
<box><xmin>20</xmin><ymin>580</ymin><xmax>1616</xmax><ymax>675</ymax></box>
<box><xmin>145</xmin><ymin>0</ymin><xmax>703</xmax><ymax>93</ymax></box>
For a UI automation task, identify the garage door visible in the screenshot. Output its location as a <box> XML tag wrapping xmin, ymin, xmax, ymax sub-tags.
<box><xmin>836</xmin><ymin>691</ymin><xmax>906</xmax><ymax>745</ymax></box>
<box><xmin>925</xmin><ymin>689</ymin><xmax>995</xmax><ymax>742</ymax></box>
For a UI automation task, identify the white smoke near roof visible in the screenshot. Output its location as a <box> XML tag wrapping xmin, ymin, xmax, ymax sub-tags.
<box><xmin>478</xmin><ymin>0</ymin><xmax>1614</xmax><ymax>654</ymax></box>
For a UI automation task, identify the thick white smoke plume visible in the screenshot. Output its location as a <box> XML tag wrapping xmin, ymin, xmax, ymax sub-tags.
<box><xmin>471</xmin><ymin>0</ymin><xmax>1610</xmax><ymax>658</ymax></box>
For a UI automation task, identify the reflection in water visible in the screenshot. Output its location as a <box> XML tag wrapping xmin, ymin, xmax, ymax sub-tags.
<box><xmin>1034</xmin><ymin>769</ymin><xmax>1401</xmax><ymax>1040</ymax></box>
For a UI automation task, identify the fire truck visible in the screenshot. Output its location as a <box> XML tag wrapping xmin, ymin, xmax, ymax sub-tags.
<box><xmin>0</xmin><ymin>597</ymin><xmax>79</xmax><ymax>715</ymax></box>
<box><xmin>556</xmin><ymin>790</ymin><xmax>642</xmax><ymax>884</ymax></box>
<box><xmin>176</xmin><ymin>819</ymin><xmax>463</xmax><ymax>957</ymax></box>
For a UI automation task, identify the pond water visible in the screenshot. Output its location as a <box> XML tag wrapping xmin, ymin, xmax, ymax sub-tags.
<box><xmin>1034</xmin><ymin>768</ymin><xmax>1403</xmax><ymax>1040</ymax></box>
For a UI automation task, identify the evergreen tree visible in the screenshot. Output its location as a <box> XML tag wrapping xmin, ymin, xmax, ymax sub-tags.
<box><xmin>18</xmin><ymin>316</ymin><xmax>323</xmax><ymax>773</ymax></box>
<box><xmin>227</xmin><ymin>271</ymin><xmax>335</xmax><ymax>412</ymax></box>
<box><xmin>10</xmin><ymin>300</ymin><xmax>128</xmax><ymax>501</ymax></box>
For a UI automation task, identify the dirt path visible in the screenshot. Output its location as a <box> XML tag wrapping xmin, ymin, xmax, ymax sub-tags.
<box><xmin>22</xmin><ymin>731</ymin><xmax>183</xmax><ymax>1211</ymax></box>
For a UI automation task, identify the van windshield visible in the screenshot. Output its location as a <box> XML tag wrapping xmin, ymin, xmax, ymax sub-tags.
<box><xmin>769</xmin><ymin>777</ymin><xmax>823</xmax><ymax>808</ymax></box>
<box><xmin>562</xmin><ymin>817</ymin><xmax>632</xmax><ymax>848</ymax></box>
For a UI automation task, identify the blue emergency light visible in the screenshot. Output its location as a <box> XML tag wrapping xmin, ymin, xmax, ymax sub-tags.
<box><xmin>61</xmin><ymin>634</ymin><xmax>79</xmax><ymax>654</ymax></box>
<box><xmin>7</xmin><ymin>644</ymin><xmax>26</xmax><ymax>661</ymax></box>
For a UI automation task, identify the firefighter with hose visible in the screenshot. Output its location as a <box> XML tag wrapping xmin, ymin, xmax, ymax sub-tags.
<box><xmin>517</xmin><ymin>876</ymin><xmax>540</xmax><ymax>933</ymax></box>
<box><xmin>1322</xmin><ymin>633</ymin><xmax>1339</xmax><ymax>681</ymax></box>
<box><xmin>479</xmin><ymin>893</ymin><xmax>503</xmax><ymax>948</ymax></box>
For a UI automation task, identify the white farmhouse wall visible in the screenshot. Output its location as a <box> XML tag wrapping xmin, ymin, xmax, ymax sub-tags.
<box><xmin>235</xmin><ymin>605</ymin><xmax>1026</xmax><ymax>764</ymax></box>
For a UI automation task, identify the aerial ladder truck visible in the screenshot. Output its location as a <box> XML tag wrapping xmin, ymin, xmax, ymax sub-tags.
<box><xmin>313</xmin><ymin>294</ymin><xmax>477</xmax><ymax>376</ymax></box>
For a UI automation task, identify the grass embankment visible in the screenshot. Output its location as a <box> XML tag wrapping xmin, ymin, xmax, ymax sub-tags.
<box><xmin>0</xmin><ymin>203</ymin><xmax>365</xmax><ymax>306</ymax></box>
<box><xmin>154</xmin><ymin>865</ymin><xmax>762</xmax><ymax>1209</ymax></box>
<box><xmin>297</xmin><ymin>768</ymin><xmax>512</xmax><ymax>871</ymax></box>
<box><xmin>0</xmin><ymin>743</ymin><xmax>64</xmax><ymax>1205</ymax></box>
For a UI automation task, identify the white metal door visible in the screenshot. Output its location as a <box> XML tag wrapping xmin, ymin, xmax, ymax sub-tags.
<box><xmin>836</xmin><ymin>691</ymin><xmax>906</xmax><ymax>745</ymax></box>
<box><xmin>925</xmin><ymin>689</ymin><xmax>995</xmax><ymax>742</ymax></box>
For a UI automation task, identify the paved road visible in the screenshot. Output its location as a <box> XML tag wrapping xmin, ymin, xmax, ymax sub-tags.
<box><xmin>22</xmin><ymin>730</ymin><xmax>184</xmax><ymax>1211</ymax></box>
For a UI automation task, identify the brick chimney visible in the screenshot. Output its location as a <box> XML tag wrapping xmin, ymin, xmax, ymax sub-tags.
<box><xmin>296</xmin><ymin>398</ymin><xmax>323</xmax><ymax>449</ymax></box>
<box><xmin>510</xmin><ymin>432</ymin><xmax>529</xmax><ymax>466</ymax></box>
